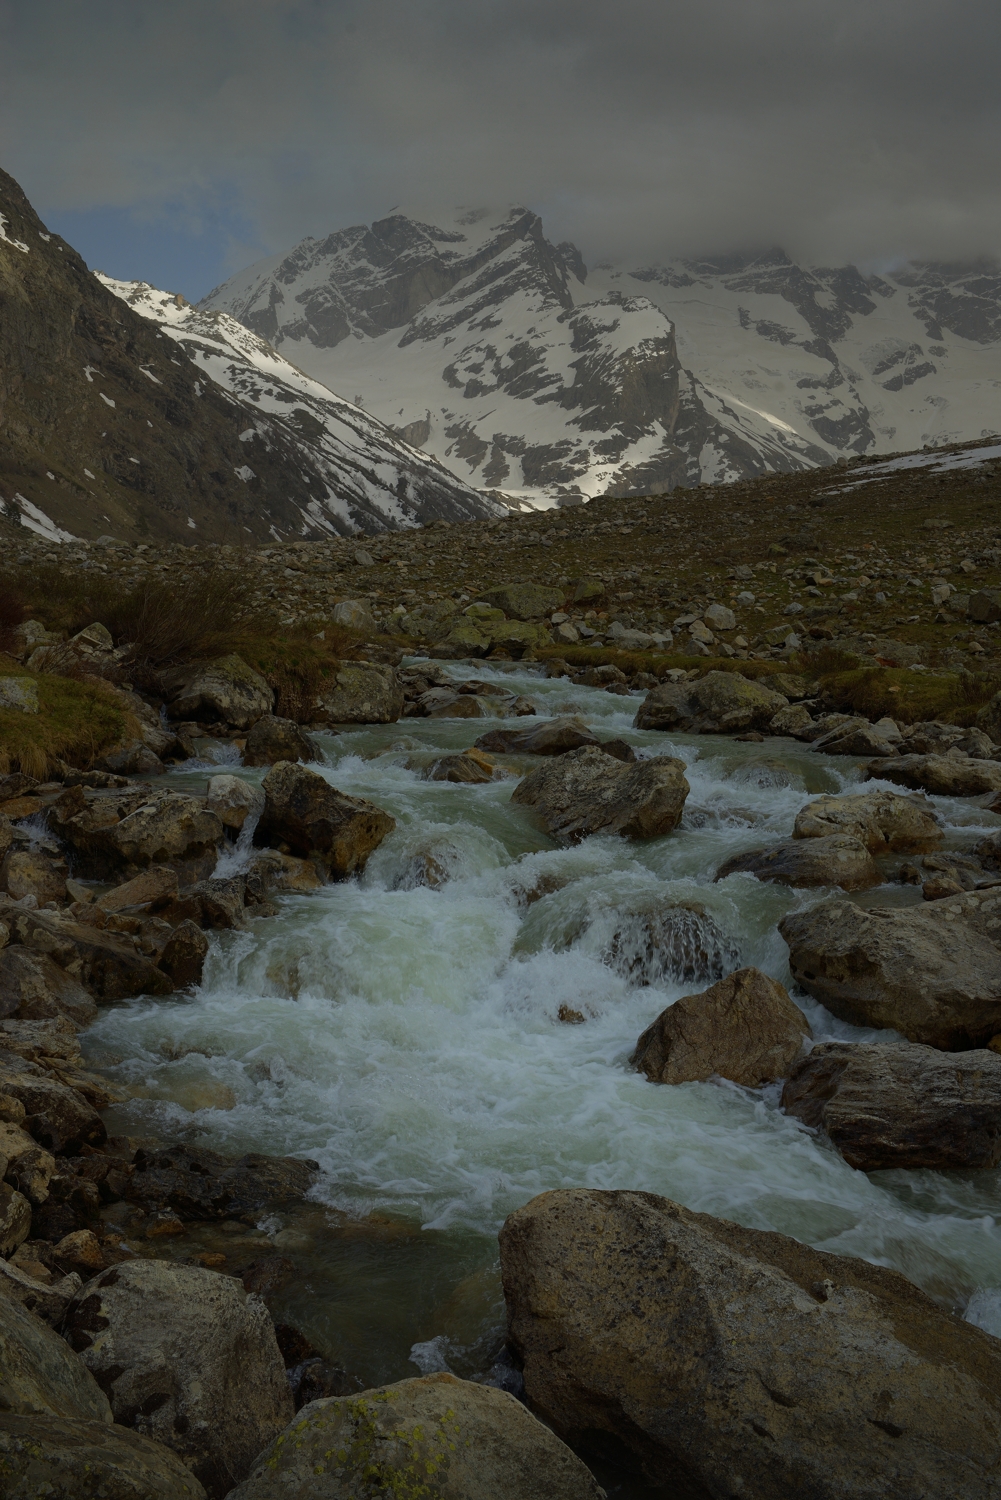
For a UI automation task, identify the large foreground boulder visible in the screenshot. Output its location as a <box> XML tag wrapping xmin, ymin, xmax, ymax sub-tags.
<box><xmin>715</xmin><ymin>834</ymin><xmax>881</xmax><ymax>891</ymax></box>
<box><xmin>474</xmin><ymin>717</ymin><xmax>600</xmax><ymax>756</ymax></box>
<box><xmin>228</xmin><ymin>1373</ymin><xmax>603</xmax><ymax>1500</ymax></box>
<box><xmin>779</xmin><ymin>895</ymin><xmax>1001</xmax><ymax>1048</ymax></box>
<box><xmin>255</xmin><ymin>762</ymin><xmax>395</xmax><ymax>878</ymax></box>
<box><xmin>865</xmin><ymin>754</ymin><xmax>1001</xmax><ymax>797</ymax></box>
<box><xmin>782</xmin><ymin>1041</ymin><xmax>1001</xmax><ymax>1170</ymax></box>
<box><xmin>500</xmin><ymin>1188</ymin><xmax>1001</xmax><ymax>1500</ymax></box>
<box><xmin>635</xmin><ymin>671</ymin><xmax>787</xmax><ymax>733</ymax></box>
<box><xmin>161</xmin><ymin>654</ymin><xmax>273</xmax><ymax>729</ymax></box>
<box><xmin>792</xmin><ymin>789</ymin><xmax>943</xmax><ymax>853</ymax></box>
<box><xmin>0</xmin><ymin>1293</ymin><xmax>111</xmax><ymax>1420</ymax></box>
<box><xmin>65</xmin><ymin>1260</ymin><xmax>293</xmax><ymax>1498</ymax></box>
<box><xmin>48</xmin><ymin>786</ymin><xmax>225</xmax><ymax>881</ymax></box>
<box><xmin>312</xmin><ymin>662</ymin><xmax>403</xmax><ymax>724</ymax></box>
<box><xmin>632</xmin><ymin>967</ymin><xmax>810</xmax><ymax>1086</ymax></box>
<box><xmin>0</xmin><ymin>947</ymin><xmax>97</xmax><ymax>1026</ymax></box>
<box><xmin>512</xmin><ymin>746</ymin><xmax>689</xmax><ymax>842</ymax></box>
<box><xmin>0</xmin><ymin>1413</ymin><xmax>207</xmax><ymax>1499</ymax></box>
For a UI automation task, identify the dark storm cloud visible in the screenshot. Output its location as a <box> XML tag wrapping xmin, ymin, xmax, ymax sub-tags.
<box><xmin>3</xmin><ymin>0</ymin><xmax>1000</xmax><ymax>287</ymax></box>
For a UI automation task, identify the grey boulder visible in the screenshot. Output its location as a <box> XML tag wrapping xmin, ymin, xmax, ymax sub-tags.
<box><xmin>0</xmin><ymin>1292</ymin><xmax>111</xmax><ymax>1420</ymax></box>
<box><xmin>715</xmin><ymin>834</ymin><xmax>881</xmax><ymax>891</ymax></box>
<box><xmin>792</xmin><ymin>789</ymin><xmax>943</xmax><ymax>853</ymax></box>
<box><xmin>782</xmin><ymin>1041</ymin><xmax>1001</xmax><ymax>1170</ymax></box>
<box><xmin>162</xmin><ymin>654</ymin><xmax>273</xmax><ymax>730</ymax></box>
<box><xmin>255</xmin><ymin>762</ymin><xmax>395</xmax><ymax>878</ymax></box>
<box><xmin>0</xmin><ymin>1413</ymin><xmax>207</xmax><ymax>1499</ymax></box>
<box><xmin>512</xmin><ymin>745</ymin><xmax>689</xmax><ymax>843</ymax></box>
<box><xmin>65</xmin><ymin>1260</ymin><xmax>293</xmax><ymax>1499</ymax></box>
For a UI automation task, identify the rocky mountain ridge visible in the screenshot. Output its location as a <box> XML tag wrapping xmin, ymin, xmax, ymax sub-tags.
<box><xmin>203</xmin><ymin>208</ymin><xmax>1001</xmax><ymax>505</ymax></box>
<box><xmin>0</xmin><ymin>168</ymin><xmax>494</xmax><ymax>545</ymax></box>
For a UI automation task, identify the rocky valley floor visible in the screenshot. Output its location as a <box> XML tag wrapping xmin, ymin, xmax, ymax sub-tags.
<box><xmin>1</xmin><ymin>443</ymin><xmax>1001</xmax><ymax>1498</ymax></box>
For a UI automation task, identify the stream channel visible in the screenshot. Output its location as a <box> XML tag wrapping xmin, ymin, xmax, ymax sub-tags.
<box><xmin>82</xmin><ymin>660</ymin><xmax>1001</xmax><ymax>1403</ymax></box>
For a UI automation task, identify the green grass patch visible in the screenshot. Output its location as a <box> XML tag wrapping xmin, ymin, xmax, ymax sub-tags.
<box><xmin>533</xmin><ymin>644</ymin><xmax>803</xmax><ymax>681</ymax></box>
<box><xmin>817</xmin><ymin>665</ymin><xmax>1000</xmax><ymax>726</ymax></box>
<box><xmin>0</xmin><ymin>660</ymin><xmax>136</xmax><ymax>778</ymax></box>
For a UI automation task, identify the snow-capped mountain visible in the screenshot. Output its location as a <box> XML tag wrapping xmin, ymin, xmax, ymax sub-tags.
<box><xmin>0</xmin><ymin>164</ymin><xmax>493</xmax><ymax>546</ymax></box>
<box><xmin>99</xmin><ymin>277</ymin><xmax>497</xmax><ymax>536</ymax></box>
<box><xmin>202</xmin><ymin>208</ymin><xmax>1001</xmax><ymax>507</ymax></box>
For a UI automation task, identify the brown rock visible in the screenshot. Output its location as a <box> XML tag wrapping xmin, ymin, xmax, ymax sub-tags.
<box><xmin>243</xmin><ymin>714</ymin><xmax>317</xmax><ymax>767</ymax></box>
<box><xmin>499</xmin><ymin>1188</ymin><xmax>1001</xmax><ymax>1500</ymax></box>
<box><xmin>634</xmin><ymin>670</ymin><xmax>787</xmax><ymax>733</ymax></box>
<box><xmin>158</xmin><ymin>920</ymin><xmax>209</xmax><ymax>989</ymax></box>
<box><xmin>0</xmin><ymin>1055</ymin><xmax>107</xmax><ymax>1153</ymax></box>
<box><xmin>782</xmin><ymin>1041</ymin><xmax>1001</xmax><ymax>1169</ymax></box>
<box><xmin>0</xmin><ymin>1179</ymin><xmax>31</xmax><ymax>1254</ymax></box>
<box><xmin>715</xmin><ymin>834</ymin><xmax>882</xmax><ymax>891</ymax></box>
<box><xmin>424</xmin><ymin>750</ymin><xmax>495</xmax><ymax>783</ymax></box>
<box><xmin>161</xmin><ymin>653</ymin><xmax>274</xmax><ymax>730</ymax></box>
<box><xmin>1</xmin><ymin>904</ymin><xmax>172</xmax><ymax>1003</ymax></box>
<box><xmin>244</xmin><ymin>850</ymin><xmax>322</xmax><ymax>897</ymax></box>
<box><xmin>123</xmin><ymin>1144</ymin><xmax>319</xmax><ymax>1221</ymax></box>
<box><xmin>511</xmin><ymin>745</ymin><xmax>689</xmax><ymax>843</ymax></box>
<box><xmin>0</xmin><ymin>1251</ymin><xmax>82</xmax><ymax>1324</ymax></box>
<box><xmin>475</xmin><ymin>717</ymin><xmax>600</xmax><ymax>756</ymax></box>
<box><xmin>631</xmin><ymin>967</ymin><xmax>810</xmax><ymax>1086</ymax></box>
<box><xmin>53</xmin><ymin>1228</ymin><xmax>106</xmax><ymax>1275</ymax></box>
<box><xmin>1</xmin><ymin>849</ymin><xmax>68</xmax><ymax>905</ymax></box>
<box><xmin>97</xmin><ymin>865</ymin><xmax>179</xmax><ymax>913</ymax></box>
<box><xmin>49</xmin><ymin>787</ymin><xmax>225</xmax><ymax>881</ymax></box>
<box><xmin>779</xmin><ymin>895</ymin><xmax>1001</xmax><ymax>1048</ymax></box>
<box><xmin>312</xmin><ymin>662</ymin><xmax>403</xmax><ymax>724</ymax></box>
<box><xmin>0</xmin><ymin>947</ymin><xmax>97</xmax><ymax>1025</ymax></box>
<box><xmin>793</xmin><ymin>789</ymin><xmax>943</xmax><ymax>854</ymax></box>
<box><xmin>256</xmin><ymin>762</ymin><xmax>395</xmax><ymax>878</ymax></box>
<box><xmin>865</xmin><ymin>753</ymin><xmax>1001</xmax><ymax>797</ymax></box>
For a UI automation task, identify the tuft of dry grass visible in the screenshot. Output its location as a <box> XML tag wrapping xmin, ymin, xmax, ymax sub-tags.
<box><xmin>0</xmin><ymin>664</ymin><xmax>135</xmax><ymax>777</ymax></box>
<box><xmin>816</xmin><ymin>665</ymin><xmax>1001</xmax><ymax>726</ymax></box>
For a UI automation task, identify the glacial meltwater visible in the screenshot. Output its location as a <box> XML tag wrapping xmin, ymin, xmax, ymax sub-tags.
<box><xmin>83</xmin><ymin>662</ymin><xmax>1001</xmax><ymax>1391</ymax></box>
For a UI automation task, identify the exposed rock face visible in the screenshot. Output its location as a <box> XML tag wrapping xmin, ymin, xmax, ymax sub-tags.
<box><xmin>0</xmin><ymin>1413</ymin><xmax>208</xmax><ymax>1500</ymax></box>
<box><xmin>49</xmin><ymin>787</ymin><xmax>225</xmax><ymax>881</ymax></box>
<box><xmin>312</xmin><ymin>663</ymin><xmax>403</xmax><ymax>724</ymax></box>
<box><xmin>474</xmin><ymin>717</ymin><xmax>600</xmax><ymax>756</ymax></box>
<box><xmin>810</xmin><ymin>717</ymin><xmax>899</xmax><ymax>757</ymax></box>
<box><xmin>782</xmin><ymin>1041</ymin><xmax>1001</xmax><ymax>1170</ymax></box>
<box><xmin>0</xmin><ymin>1292</ymin><xmax>111</xmax><ymax>1420</ymax></box>
<box><xmin>242</xmin><ymin>714</ymin><xmax>317</xmax><ymax>767</ymax></box>
<box><xmin>779</xmin><ymin>895</ymin><xmax>1001</xmax><ymax>1048</ymax></box>
<box><xmin>65</xmin><ymin>1260</ymin><xmax>293</xmax><ymax>1498</ymax></box>
<box><xmin>228</xmin><ymin>1373</ymin><xmax>604</xmax><ymax>1500</ymax></box>
<box><xmin>865</xmin><ymin>754</ymin><xmax>1001</xmax><ymax>797</ymax></box>
<box><xmin>0</xmin><ymin>903</ymin><xmax>172</xmax><ymax>1004</ymax></box>
<box><xmin>715</xmin><ymin>834</ymin><xmax>881</xmax><ymax>891</ymax></box>
<box><xmin>0</xmin><ymin>1179</ymin><xmax>31</xmax><ymax>1254</ymax></box>
<box><xmin>500</xmin><ymin>1188</ymin><xmax>1001</xmax><ymax>1500</ymax></box>
<box><xmin>255</xmin><ymin>762</ymin><xmax>395</xmax><ymax>877</ymax></box>
<box><xmin>512</xmin><ymin>746</ymin><xmax>689</xmax><ymax>842</ymax></box>
<box><xmin>161</xmin><ymin>655</ymin><xmax>273</xmax><ymax>730</ymax></box>
<box><xmin>634</xmin><ymin>671</ymin><xmax>787</xmax><ymax>733</ymax></box>
<box><xmin>0</xmin><ymin>1251</ymin><xmax>82</xmax><ymax>1324</ymax></box>
<box><xmin>792</xmin><ymin>789</ymin><xmax>943</xmax><ymax>853</ymax></box>
<box><xmin>632</xmin><ymin>967</ymin><xmax>810</xmax><ymax>1086</ymax></box>
<box><xmin>0</xmin><ymin>1053</ymin><xmax>107</xmax><ymax>1153</ymax></box>
<box><xmin>0</xmin><ymin>948</ymin><xmax>97</xmax><ymax>1026</ymax></box>
<box><xmin>0</xmin><ymin>849</ymin><xmax>68</xmax><ymax>905</ymax></box>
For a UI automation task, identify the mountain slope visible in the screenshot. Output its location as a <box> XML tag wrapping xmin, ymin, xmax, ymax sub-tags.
<box><xmin>203</xmin><ymin>209</ymin><xmax>1001</xmax><ymax>506</ymax></box>
<box><xmin>0</xmin><ymin>167</ymin><xmax>493</xmax><ymax>543</ymax></box>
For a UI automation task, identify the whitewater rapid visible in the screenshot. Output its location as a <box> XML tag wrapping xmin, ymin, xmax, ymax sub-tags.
<box><xmin>84</xmin><ymin>662</ymin><xmax>1001</xmax><ymax>1385</ymax></box>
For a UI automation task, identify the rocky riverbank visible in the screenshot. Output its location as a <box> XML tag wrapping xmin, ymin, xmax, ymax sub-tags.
<box><xmin>3</xmin><ymin>455</ymin><xmax>1001</xmax><ymax>1494</ymax></box>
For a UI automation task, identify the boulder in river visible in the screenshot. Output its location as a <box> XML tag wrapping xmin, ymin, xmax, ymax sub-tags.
<box><xmin>312</xmin><ymin>662</ymin><xmax>403</xmax><ymax>724</ymax></box>
<box><xmin>161</xmin><ymin>654</ymin><xmax>274</xmax><ymax>730</ymax></box>
<box><xmin>0</xmin><ymin>1413</ymin><xmax>208</xmax><ymax>1500</ymax></box>
<box><xmin>65</xmin><ymin>1259</ymin><xmax>293</xmax><ymax>1499</ymax></box>
<box><xmin>256</xmin><ymin>762</ymin><xmax>395</xmax><ymax>878</ymax></box>
<box><xmin>782</xmin><ymin>1041</ymin><xmax>1001</xmax><ymax>1170</ymax></box>
<box><xmin>601</xmin><ymin>900</ymin><xmax>740</xmax><ymax>987</ymax></box>
<box><xmin>0</xmin><ymin>1291</ymin><xmax>111</xmax><ymax>1420</ymax></box>
<box><xmin>632</xmin><ymin>967</ymin><xmax>810</xmax><ymax>1086</ymax></box>
<box><xmin>810</xmin><ymin>717</ymin><xmax>900</xmax><ymax>757</ymax></box>
<box><xmin>792</xmin><ymin>789</ymin><xmax>943</xmax><ymax>853</ymax></box>
<box><xmin>715</xmin><ymin>834</ymin><xmax>882</xmax><ymax>891</ymax></box>
<box><xmin>243</xmin><ymin>713</ymin><xmax>317</xmax><ymax>767</ymax></box>
<box><xmin>500</xmin><ymin>1187</ymin><xmax>1001</xmax><ymax>1500</ymax></box>
<box><xmin>865</xmin><ymin>754</ymin><xmax>1001</xmax><ymax>797</ymax></box>
<box><xmin>423</xmin><ymin>749</ymin><xmax>496</xmax><ymax>783</ymax></box>
<box><xmin>123</xmin><ymin>1143</ymin><xmax>320</xmax><ymax>1220</ymax></box>
<box><xmin>779</xmin><ymin>894</ymin><xmax>1001</xmax><ymax>1048</ymax></box>
<box><xmin>512</xmin><ymin>745</ymin><xmax>689</xmax><ymax>843</ymax></box>
<box><xmin>475</xmin><ymin>716</ymin><xmax>599</xmax><ymax>756</ymax></box>
<box><xmin>205</xmin><ymin>775</ymin><xmax>265</xmax><ymax>835</ymax></box>
<box><xmin>634</xmin><ymin>670</ymin><xmax>787</xmax><ymax>733</ymax></box>
<box><xmin>228</xmin><ymin>1372</ymin><xmax>604</xmax><ymax>1500</ymax></box>
<box><xmin>48</xmin><ymin>785</ymin><xmax>225</xmax><ymax>882</ymax></box>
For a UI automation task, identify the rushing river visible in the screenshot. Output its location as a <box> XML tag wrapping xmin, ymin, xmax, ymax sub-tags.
<box><xmin>84</xmin><ymin>661</ymin><xmax>1001</xmax><ymax>1392</ymax></box>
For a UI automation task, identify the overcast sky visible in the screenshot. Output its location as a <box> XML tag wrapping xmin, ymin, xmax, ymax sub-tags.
<box><xmin>3</xmin><ymin>0</ymin><xmax>1000</xmax><ymax>300</ymax></box>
